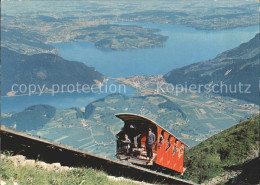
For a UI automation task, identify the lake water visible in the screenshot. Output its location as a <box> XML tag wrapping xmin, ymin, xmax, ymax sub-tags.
<box><xmin>2</xmin><ymin>23</ymin><xmax>258</xmax><ymax>113</ymax></box>
<box><xmin>1</xmin><ymin>80</ymin><xmax>136</xmax><ymax>113</ymax></box>
<box><xmin>52</xmin><ymin>22</ymin><xmax>259</xmax><ymax>77</ymax></box>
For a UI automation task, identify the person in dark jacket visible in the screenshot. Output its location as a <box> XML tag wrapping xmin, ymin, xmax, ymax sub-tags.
<box><xmin>146</xmin><ymin>128</ymin><xmax>155</xmax><ymax>161</ymax></box>
<box><xmin>121</xmin><ymin>134</ymin><xmax>131</xmax><ymax>154</ymax></box>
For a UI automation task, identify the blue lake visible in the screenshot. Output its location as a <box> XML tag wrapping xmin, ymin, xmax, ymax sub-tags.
<box><xmin>52</xmin><ymin>23</ymin><xmax>259</xmax><ymax>77</ymax></box>
<box><xmin>2</xmin><ymin>23</ymin><xmax>259</xmax><ymax>113</ymax></box>
<box><xmin>1</xmin><ymin>80</ymin><xmax>136</xmax><ymax>113</ymax></box>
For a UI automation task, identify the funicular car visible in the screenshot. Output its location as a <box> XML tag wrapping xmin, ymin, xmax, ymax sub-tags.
<box><xmin>115</xmin><ymin>113</ymin><xmax>188</xmax><ymax>173</ymax></box>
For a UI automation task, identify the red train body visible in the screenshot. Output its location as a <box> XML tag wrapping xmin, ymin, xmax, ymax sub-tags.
<box><xmin>115</xmin><ymin>113</ymin><xmax>188</xmax><ymax>173</ymax></box>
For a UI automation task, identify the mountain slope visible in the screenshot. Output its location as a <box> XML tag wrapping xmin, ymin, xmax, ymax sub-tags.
<box><xmin>2</xmin><ymin>105</ymin><xmax>56</xmax><ymax>131</ymax></box>
<box><xmin>184</xmin><ymin>115</ymin><xmax>260</xmax><ymax>184</ymax></box>
<box><xmin>164</xmin><ymin>33</ymin><xmax>260</xmax><ymax>104</ymax></box>
<box><xmin>1</xmin><ymin>47</ymin><xmax>104</xmax><ymax>96</ymax></box>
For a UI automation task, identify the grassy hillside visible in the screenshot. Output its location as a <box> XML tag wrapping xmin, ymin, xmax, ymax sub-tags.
<box><xmin>184</xmin><ymin>115</ymin><xmax>260</xmax><ymax>183</ymax></box>
<box><xmin>0</xmin><ymin>155</ymin><xmax>144</xmax><ymax>185</ymax></box>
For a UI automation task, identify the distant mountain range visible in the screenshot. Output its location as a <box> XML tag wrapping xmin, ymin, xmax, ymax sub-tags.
<box><xmin>185</xmin><ymin>115</ymin><xmax>259</xmax><ymax>184</ymax></box>
<box><xmin>1</xmin><ymin>47</ymin><xmax>104</xmax><ymax>96</ymax></box>
<box><xmin>119</xmin><ymin>3</ymin><xmax>258</xmax><ymax>30</ymax></box>
<box><xmin>164</xmin><ymin>33</ymin><xmax>259</xmax><ymax>104</ymax></box>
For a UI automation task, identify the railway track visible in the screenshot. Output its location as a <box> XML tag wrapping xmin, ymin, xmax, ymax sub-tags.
<box><xmin>0</xmin><ymin>127</ymin><xmax>196</xmax><ymax>185</ymax></box>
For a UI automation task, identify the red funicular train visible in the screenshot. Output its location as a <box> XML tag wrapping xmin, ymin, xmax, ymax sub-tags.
<box><xmin>115</xmin><ymin>113</ymin><xmax>188</xmax><ymax>174</ymax></box>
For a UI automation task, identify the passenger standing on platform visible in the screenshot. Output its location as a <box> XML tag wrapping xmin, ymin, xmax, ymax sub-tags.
<box><xmin>121</xmin><ymin>134</ymin><xmax>131</xmax><ymax>154</ymax></box>
<box><xmin>146</xmin><ymin>128</ymin><xmax>155</xmax><ymax>161</ymax></box>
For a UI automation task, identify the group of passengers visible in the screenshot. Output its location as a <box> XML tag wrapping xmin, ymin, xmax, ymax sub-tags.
<box><xmin>158</xmin><ymin>131</ymin><xmax>183</xmax><ymax>157</ymax></box>
<box><xmin>116</xmin><ymin>126</ymin><xmax>155</xmax><ymax>161</ymax></box>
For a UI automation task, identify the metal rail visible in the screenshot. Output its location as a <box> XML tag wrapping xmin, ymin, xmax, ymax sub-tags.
<box><xmin>0</xmin><ymin>127</ymin><xmax>196</xmax><ymax>185</ymax></box>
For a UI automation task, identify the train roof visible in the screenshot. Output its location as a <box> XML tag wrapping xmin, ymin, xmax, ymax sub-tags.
<box><xmin>115</xmin><ymin>113</ymin><xmax>189</xmax><ymax>147</ymax></box>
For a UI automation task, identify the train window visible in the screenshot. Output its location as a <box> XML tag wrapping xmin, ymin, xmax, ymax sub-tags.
<box><xmin>166</xmin><ymin>136</ymin><xmax>171</xmax><ymax>151</ymax></box>
<box><xmin>159</xmin><ymin>130</ymin><xmax>165</xmax><ymax>144</ymax></box>
<box><xmin>178</xmin><ymin>143</ymin><xmax>185</xmax><ymax>158</ymax></box>
<box><xmin>172</xmin><ymin>139</ymin><xmax>179</xmax><ymax>154</ymax></box>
